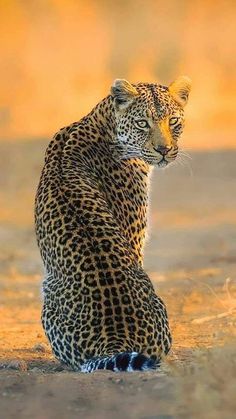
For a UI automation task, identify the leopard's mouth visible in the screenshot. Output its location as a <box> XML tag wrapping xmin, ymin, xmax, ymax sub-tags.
<box><xmin>140</xmin><ymin>154</ymin><xmax>171</xmax><ymax>167</ymax></box>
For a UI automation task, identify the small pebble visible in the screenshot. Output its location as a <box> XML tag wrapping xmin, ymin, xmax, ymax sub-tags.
<box><xmin>30</xmin><ymin>367</ymin><xmax>41</xmax><ymax>373</ymax></box>
<box><xmin>113</xmin><ymin>378</ymin><xmax>124</xmax><ymax>384</ymax></box>
<box><xmin>33</xmin><ymin>343</ymin><xmax>47</xmax><ymax>353</ymax></box>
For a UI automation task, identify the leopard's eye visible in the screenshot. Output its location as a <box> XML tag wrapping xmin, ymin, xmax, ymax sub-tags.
<box><xmin>136</xmin><ymin>119</ymin><xmax>149</xmax><ymax>129</ymax></box>
<box><xmin>169</xmin><ymin>117</ymin><xmax>180</xmax><ymax>126</ymax></box>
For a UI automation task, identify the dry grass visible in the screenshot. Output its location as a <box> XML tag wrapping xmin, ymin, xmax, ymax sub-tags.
<box><xmin>191</xmin><ymin>277</ymin><xmax>236</xmax><ymax>324</ymax></box>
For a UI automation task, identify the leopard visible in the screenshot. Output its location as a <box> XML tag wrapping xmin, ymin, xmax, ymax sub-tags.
<box><xmin>35</xmin><ymin>76</ymin><xmax>191</xmax><ymax>372</ymax></box>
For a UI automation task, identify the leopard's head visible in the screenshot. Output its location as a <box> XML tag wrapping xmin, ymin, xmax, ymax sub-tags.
<box><xmin>111</xmin><ymin>77</ymin><xmax>191</xmax><ymax>167</ymax></box>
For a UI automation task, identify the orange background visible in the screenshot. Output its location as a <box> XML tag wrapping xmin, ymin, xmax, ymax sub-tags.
<box><xmin>0</xmin><ymin>0</ymin><xmax>235</xmax><ymax>149</ymax></box>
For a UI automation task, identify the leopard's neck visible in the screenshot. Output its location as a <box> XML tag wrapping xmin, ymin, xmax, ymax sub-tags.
<box><xmin>81</xmin><ymin>95</ymin><xmax>117</xmax><ymax>143</ymax></box>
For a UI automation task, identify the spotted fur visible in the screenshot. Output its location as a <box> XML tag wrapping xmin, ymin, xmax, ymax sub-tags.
<box><xmin>35</xmin><ymin>77</ymin><xmax>191</xmax><ymax>372</ymax></box>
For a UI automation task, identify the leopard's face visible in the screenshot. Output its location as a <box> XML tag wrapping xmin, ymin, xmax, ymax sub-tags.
<box><xmin>111</xmin><ymin>77</ymin><xmax>191</xmax><ymax>167</ymax></box>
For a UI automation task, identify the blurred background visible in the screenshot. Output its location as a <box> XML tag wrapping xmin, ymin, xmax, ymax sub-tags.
<box><xmin>0</xmin><ymin>0</ymin><xmax>235</xmax><ymax>148</ymax></box>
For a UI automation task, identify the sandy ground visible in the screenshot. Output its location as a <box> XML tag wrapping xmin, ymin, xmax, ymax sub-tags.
<box><xmin>0</xmin><ymin>142</ymin><xmax>236</xmax><ymax>418</ymax></box>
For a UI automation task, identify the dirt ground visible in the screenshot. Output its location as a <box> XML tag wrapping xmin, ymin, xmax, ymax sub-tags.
<box><xmin>0</xmin><ymin>142</ymin><xmax>236</xmax><ymax>419</ymax></box>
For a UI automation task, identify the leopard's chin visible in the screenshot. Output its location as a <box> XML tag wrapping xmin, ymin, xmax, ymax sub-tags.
<box><xmin>156</xmin><ymin>158</ymin><xmax>167</xmax><ymax>168</ymax></box>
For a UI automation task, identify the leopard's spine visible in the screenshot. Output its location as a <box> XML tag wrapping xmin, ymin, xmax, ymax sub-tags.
<box><xmin>81</xmin><ymin>352</ymin><xmax>158</xmax><ymax>373</ymax></box>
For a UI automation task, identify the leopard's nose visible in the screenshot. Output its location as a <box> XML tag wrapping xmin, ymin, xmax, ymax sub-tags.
<box><xmin>153</xmin><ymin>145</ymin><xmax>172</xmax><ymax>156</ymax></box>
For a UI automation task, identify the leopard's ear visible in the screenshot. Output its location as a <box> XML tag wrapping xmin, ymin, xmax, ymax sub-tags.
<box><xmin>168</xmin><ymin>76</ymin><xmax>191</xmax><ymax>107</ymax></box>
<box><xmin>111</xmin><ymin>79</ymin><xmax>138</xmax><ymax>110</ymax></box>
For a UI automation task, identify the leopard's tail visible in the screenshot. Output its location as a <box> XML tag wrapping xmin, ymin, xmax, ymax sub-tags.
<box><xmin>81</xmin><ymin>352</ymin><xmax>159</xmax><ymax>373</ymax></box>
